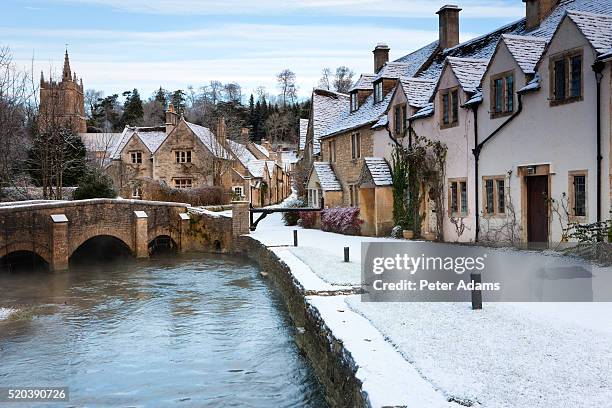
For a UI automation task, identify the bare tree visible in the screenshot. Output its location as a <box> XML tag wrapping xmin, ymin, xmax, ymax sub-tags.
<box><xmin>207</xmin><ymin>80</ymin><xmax>223</xmax><ymax>105</ymax></box>
<box><xmin>277</xmin><ymin>69</ymin><xmax>297</xmax><ymax>106</ymax></box>
<box><xmin>223</xmin><ymin>82</ymin><xmax>242</xmax><ymax>104</ymax></box>
<box><xmin>84</xmin><ymin>88</ymin><xmax>103</xmax><ymax>120</ymax></box>
<box><xmin>333</xmin><ymin>66</ymin><xmax>354</xmax><ymax>93</ymax></box>
<box><xmin>318</xmin><ymin>68</ymin><xmax>332</xmax><ymax>90</ymax></box>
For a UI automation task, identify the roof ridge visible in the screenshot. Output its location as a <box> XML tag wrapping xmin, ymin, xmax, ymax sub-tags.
<box><xmin>566</xmin><ymin>8</ymin><xmax>612</xmax><ymax>17</ymax></box>
<box><xmin>502</xmin><ymin>33</ymin><xmax>548</xmax><ymax>42</ymax></box>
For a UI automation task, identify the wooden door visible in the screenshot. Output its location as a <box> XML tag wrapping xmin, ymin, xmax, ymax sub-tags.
<box><xmin>526</xmin><ymin>176</ymin><xmax>549</xmax><ymax>243</ymax></box>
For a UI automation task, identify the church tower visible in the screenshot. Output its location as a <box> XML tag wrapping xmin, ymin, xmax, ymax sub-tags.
<box><xmin>39</xmin><ymin>49</ymin><xmax>87</xmax><ymax>134</ymax></box>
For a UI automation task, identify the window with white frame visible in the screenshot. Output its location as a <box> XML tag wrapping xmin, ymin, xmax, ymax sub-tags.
<box><xmin>130</xmin><ymin>151</ymin><xmax>142</xmax><ymax>164</ymax></box>
<box><xmin>233</xmin><ymin>185</ymin><xmax>244</xmax><ymax>198</ymax></box>
<box><xmin>374</xmin><ymin>81</ymin><xmax>383</xmax><ymax>103</ymax></box>
<box><xmin>175</xmin><ymin>150</ymin><xmax>192</xmax><ymax>163</ymax></box>
<box><xmin>351</xmin><ymin>132</ymin><xmax>361</xmax><ymax>159</ymax></box>
<box><xmin>131</xmin><ymin>185</ymin><xmax>142</xmax><ymax>198</ymax></box>
<box><xmin>569</xmin><ymin>171</ymin><xmax>587</xmax><ymax>219</ymax></box>
<box><xmin>308</xmin><ymin>188</ymin><xmax>320</xmax><ymax>207</ymax></box>
<box><xmin>174</xmin><ymin>178</ymin><xmax>192</xmax><ymax>189</ymax></box>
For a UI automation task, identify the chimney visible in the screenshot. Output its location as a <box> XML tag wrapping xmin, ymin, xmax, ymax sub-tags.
<box><xmin>240</xmin><ymin>127</ymin><xmax>250</xmax><ymax>145</ymax></box>
<box><xmin>216</xmin><ymin>117</ymin><xmax>227</xmax><ymax>145</ymax></box>
<box><xmin>523</xmin><ymin>0</ymin><xmax>558</xmax><ymax>31</ymax></box>
<box><xmin>373</xmin><ymin>43</ymin><xmax>390</xmax><ymax>74</ymax></box>
<box><xmin>165</xmin><ymin>103</ymin><xmax>179</xmax><ymax>134</ymax></box>
<box><xmin>437</xmin><ymin>5</ymin><xmax>461</xmax><ymax>50</ymax></box>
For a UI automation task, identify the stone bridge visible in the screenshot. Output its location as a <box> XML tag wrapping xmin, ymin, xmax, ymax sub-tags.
<box><xmin>0</xmin><ymin>199</ymin><xmax>247</xmax><ymax>271</ymax></box>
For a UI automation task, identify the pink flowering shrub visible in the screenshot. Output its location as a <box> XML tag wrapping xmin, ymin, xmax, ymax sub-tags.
<box><xmin>321</xmin><ymin>207</ymin><xmax>363</xmax><ymax>235</ymax></box>
<box><xmin>298</xmin><ymin>211</ymin><xmax>318</xmax><ymax>229</ymax></box>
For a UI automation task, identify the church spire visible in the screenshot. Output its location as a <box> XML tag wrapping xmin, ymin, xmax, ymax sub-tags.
<box><xmin>63</xmin><ymin>48</ymin><xmax>72</xmax><ymax>82</ymax></box>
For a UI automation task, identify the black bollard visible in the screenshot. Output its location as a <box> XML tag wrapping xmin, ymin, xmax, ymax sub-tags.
<box><xmin>470</xmin><ymin>273</ymin><xmax>482</xmax><ymax>310</ymax></box>
<box><xmin>293</xmin><ymin>230</ymin><xmax>298</xmax><ymax>247</ymax></box>
<box><xmin>344</xmin><ymin>247</ymin><xmax>349</xmax><ymax>262</ymax></box>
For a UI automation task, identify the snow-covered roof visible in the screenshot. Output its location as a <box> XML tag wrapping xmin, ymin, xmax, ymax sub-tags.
<box><xmin>186</xmin><ymin>122</ymin><xmax>230</xmax><ymax>159</ymax></box>
<box><xmin>110</xmin><ymin>126</ymin><xmax>166</xmax><ymax>159</ymax></box>
<box><xmin>363</xmin><ymin>157</ymin><xmax>392</xmax><ymax>186</ymax></box>
<box><xmin>299</xmin><ymin>118</ymin><xmax>308</xmax><ymax>151</ymax></box>
<box><xmin>399</xmin><ymin>77</ymin><xmax>436</xmax><ymax>108</ymax></box>
<box><xmin>372</xmin><ymin>115</ymin><xmax>388</xmax><ymax>129</ymax></box>
<box><xmin>349</xmin><ymin>74</ymin><xmax>376</xmax><ymax>92</ymax></box>
<box><xmin>227</xmin><ymin>139</ymin><xmax>257</xmax><ymax>168</ymax></box>
<box><xmin>252</xmin><ymin>143</ymin><xmax>270</xmax><ymax>158</ymax></box>
<box><xmin>463</xmin><ymin>91</ymin><xmax>483</xmax><ymax>107</ymax></box>
<box><xmin>446</xmin><ymin>57</ymin><xmax>489</xmax><ymax>94</ymax></box>
<box><xmin>566</xmin><ymin>10</ymin><xmax>612</xmax><ymax>54</ymax></box>
<box><xmin>266</xmin><ymin>160</ymin><xmax>276</xmax><ymax>177</ymax></box>
<box><xmin>322</xmin><ymin>91</ymin><xmax>393</xmax><ymax>138</ymax></box>
<box><xmin>311</xmin><ymin>162</ymin><xmax>342</xmax><ymax>191</ymax></box>
<box><xmin>409</xmin><ymin>103</ymin><xmax>434</xmax><ymax>121</ymax></box>
<box><xmin>374</xmin><ymin>62</ymin><xmax>411</xmax><ymax>82</ymax></box>
<box><xmin>416</xmin><ymin>0</ymin><xmax>612</xmax><ymax>81</ymax></box>
<box><xmin>311</xmin><ymin>89</ymin><xmax>350</xmax><ymax>154</ymax></box>
<box><xmin>501</xmin><ymin>34</ymin><xmax>548</xmax><ymax>74</ymax></box>
<box><xmin>394</xmin><ymin>40</ymin><xmax>440</xmax><ymax>76</ymax></box>
<box><xmin>137</xmin><ymin>128</ymin><xmax>167</xmax><ymax>153</ymax></box>
<box><xmin>80</xmin><ymin>132</ymin><xmax>122</xmax><ymax>153</ymax></box>
<box><xmin>519</xmin><ymin>73</ymin><xmax>541</xmax><ymax>93</ymax></box>
<box><xmin>281</xmin><ymin>151</ymin><xmax>299</xmax><ymax>170</ymax></box>
<box><xmin>247</xmin><ymin>160</ymin><xmax>267</xmax><ymax>178</ymax></box>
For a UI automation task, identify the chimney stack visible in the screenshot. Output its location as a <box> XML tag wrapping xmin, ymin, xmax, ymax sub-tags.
<box><xmin>523</xmin><ymin>0</ymin><xmax>558</xmax><ymax>31</ymax></box>
<box><xmin>437</xmin><ymin>5</ymin><xmax>461</xmax><ymax>50</ymax></box>
<box><xmin>165</xmin><ymin>103</ymin><xmax>179</xmax><ymax>134</ymax></box>
<box><xmin>216</xmin><ymin>117</ymin><xmax>227</xmax><ymax>145</ymax></box>
<box><xmin>373</xmin><ymin>43</ymin><xmax>390</xmax><ymax>74</ymax></box>
<box><xmin>240</xmin><ymin>127</ymin><xmax>250</xmax><ymax>144</ymax></box>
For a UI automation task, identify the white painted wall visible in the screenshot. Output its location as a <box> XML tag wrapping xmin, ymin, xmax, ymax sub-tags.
<box><xmin>477</xmin><ymin>18</ymin><xmax>611</xmax><ymax>242</ymax></box>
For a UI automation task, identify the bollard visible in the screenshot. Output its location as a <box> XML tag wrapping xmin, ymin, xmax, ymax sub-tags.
<box><xmin>344</xmin><ymin>247</ymin><xmax>349</xmax><ymax>262</ymax></box>
<box><xmin>293</xmin><ymin>230</ymin><xmax>298</xmax><ymax>247</ymax></box>
<box><xmin>470</xmin><ymin>273</ymin><xmax>482</xmax><ymax>310</ymax></box>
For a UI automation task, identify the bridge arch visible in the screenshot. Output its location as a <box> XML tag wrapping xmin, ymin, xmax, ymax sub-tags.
<box><xmin>0</xmin><ymin>242</ymin><xmax>51</xmax><ymax>265</ymax></box>
<box><xmin>0</xmin><ymin>246</ymin><xmax>50</xmax><ymax>272</ymax></box>
<box><xmin>69</xmin><ymin>229</ymin><xmax>135</xmax><ymax>258</ymax></box>
<box><xmin>70</xmin><ymin>235</ymin><xmax>133</xmax><ymax>265</ymax></box>
<box><xmin>148</xmin><ymin>235</ymin><xmax>178</xmax><ymax>255</ymax></box>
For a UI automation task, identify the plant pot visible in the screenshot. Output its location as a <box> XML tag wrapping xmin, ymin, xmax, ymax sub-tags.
<box><xmin>402</xmin><ymin>230</ymin><xmax>414</xmax><ymax>240</ymax></box>
<box><xmin>422</xmin><ymin>232</ymin><xmax>437</xmax><ymax>241</ymax></box>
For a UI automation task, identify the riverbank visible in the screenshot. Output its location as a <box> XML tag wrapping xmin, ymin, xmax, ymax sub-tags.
<box><xmin>244</xmin><ymin>212</ymin><xmax>612</xmax><ymax>408</ymax></box>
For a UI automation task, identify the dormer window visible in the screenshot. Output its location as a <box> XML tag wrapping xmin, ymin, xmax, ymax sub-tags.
<box><xmin>550</xmin><ymin>49</ymin><xmax>583</xmax><ymax>106</ymax></box>
<box><xmin>350</xmin><ymin>92</ymin><xmax>358</xmax><ymax>112</ymax></box>
<box><xmin>490</xmin><ymin>71</ymin><xmax>514</xmax><ymax>118</ymax></box>
<box><xmin>374</xmin><ymin>81</ymin><xmax>383</xmax><ymax>103</ymax></box>
<box><xmin>130</xmin><ymin>151</ymin><xmax>142</xmax><ymax>164</ymax></box>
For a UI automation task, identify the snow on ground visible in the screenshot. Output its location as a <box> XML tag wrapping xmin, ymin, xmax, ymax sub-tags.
<box><xmin>290</xmin><ymin>246</ymin><xmax>360</xmax><ymax>286</ymax></box>
<box><xmin>0</xmin><ymin>307</ymin><xmax>16</xmax><ymax>320</ymax></box>
<box><xmin>250</xmin><ymin>211</ymin><xmax>612</xmax><ymax>408</ymax></box>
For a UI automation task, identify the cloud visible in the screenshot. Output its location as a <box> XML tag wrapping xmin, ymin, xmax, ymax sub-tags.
<box><xmin>50</xmin><ymin>0</ymin><xmax>524</xmax><ymax>18</ymax></box>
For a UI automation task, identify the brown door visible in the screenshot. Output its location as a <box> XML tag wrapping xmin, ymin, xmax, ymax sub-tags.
<box><xmin>526</xmin><ymin>176</ymin><xmax>549</xmax><ymax>243</ymax></box>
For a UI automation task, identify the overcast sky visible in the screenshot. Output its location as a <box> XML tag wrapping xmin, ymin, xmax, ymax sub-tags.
<box><xmin>2</xmin><ymin>0</ymin><xmax>524</xmax><ymax>102</ymax></box>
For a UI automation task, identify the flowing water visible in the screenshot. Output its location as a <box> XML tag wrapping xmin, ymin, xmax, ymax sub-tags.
<box><xmin>0</xmin><ymin>253</ymin><xmax>327</xmax><ymax>407</ymax></box>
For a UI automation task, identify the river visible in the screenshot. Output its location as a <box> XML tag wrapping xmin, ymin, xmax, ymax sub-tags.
<box><xmin>0</xmin><ymin>253</ymin><xmax>327</xmax><ymax>407</ymax></box>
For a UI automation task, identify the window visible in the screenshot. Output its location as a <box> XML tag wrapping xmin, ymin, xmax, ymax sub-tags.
<box><xmin>401</xmin><ymin>105</ymin><xmax>407</xmax><ymax>133</ymax></box>
<box><xmin>491</xmin><ymin>71</ymin><xmax>515</xmax><ymax>118</ymax></box>
<box><xmin>328</xmin><ymin>140</ymin><xmax>336</xmax><ymax>162</ymax></box>
<box><xmin>440</xmin><ymin>88</ymin><xmax>459</xmax><ymax>128</ymax></box>
<box><xmin>233</xmin><ymin>185</ymin><xmax>244</xmax><ymax>198</ymax></box>
<box><xmin>175</xmin><ymin>150</ymin><xmax>192</xmax><ymax>163</ymax></box>
<box><xmin>394</xmin><ymin>105</ymin><xmax>401</xmax><ymax>134</ymax></box>
<box><xmin>308</xmin><ymin>188</ymin><xmax>320</xmax><ymax>207</ymax></box>
<box><xmin>351</xmin><ymin>133</ymin><xmax>361</xmax><ymax>159</ymax></box>
<box><xmin>448</xmin><ymin>179</ymin><xmax>468</xmax><ymax>216</ymax></box>
<box><xmin>130</xmin><ymin>151</ymin><xmax>142</xmax><ymax>164</ymax></box>
<box><xmin>374</xmin><ymin>81</ymin><xmax>383</xmax><ymax>103</ymax></box>
<box><xmin>131</xmin><ymin>185</ymin><xmax>142</xmax><ymax>198</ymax></box>
<box><xmin>550</xmin><ymin>49</ymin><xmax>583</xmax><ymax>105</ymax></box>
<box><xmin>569</xmin><ymin>171</ymin><xmax>587</xmax><ymax>219</ymax></box>
<box><xmin>350</xmin><ymin>92</ymin><xmax>358</xmax><ymax>111</ymax></box>
<box><xmin>483</xmin><ymin>176</ymin><xmax>506</xmax><ymax>215</ymax></box>
<box><xmin>349</xmin><ymin>185</ymin><xmax>359</xmax><ymax>207</ymax></box>
<box><xmin>174</xmin><ymin>178</ymin><xmax>192</xmax><ymax>189</ymax></box>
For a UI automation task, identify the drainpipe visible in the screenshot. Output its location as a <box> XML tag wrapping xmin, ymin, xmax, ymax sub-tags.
<box><xmin>471</xmin><ymin>106</ymin><xmax>480</xmax><ymax>241</ymax></box>
<box><xmin>592</xmin><ymin>60</ymin><xmax>604</xmax><ymax>230</ymax></box>
<box><xmin>472</xmin><ymin>93</ymin><xmax>524</xmax><ymax>241</ymax></box>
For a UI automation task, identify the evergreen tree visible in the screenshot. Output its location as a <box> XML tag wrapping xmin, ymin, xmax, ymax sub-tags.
<box><xmin>154</xmin><ymin>86</ymin><xmax>167</xmax><ymax>107</ymax></box>
<box><xmin>121</xmin><ymin>88</ymin><xmax>144</xmax><ymax>127</ymax></box>
<box><xmin>171</xmin><ymin>89</ymin><xmax>187</xmax><ymax>114</ymax></box>
<box><xmin>92</xmin><ymin>94</ymin><xmax>121</xmax><ymax>131</ymax></box>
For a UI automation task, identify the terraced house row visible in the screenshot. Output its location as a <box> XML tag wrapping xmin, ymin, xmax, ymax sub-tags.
<box><xmin>299</xmin><ymin>0</ymin><xmax>612</xmax><ymax>243</ymax></box>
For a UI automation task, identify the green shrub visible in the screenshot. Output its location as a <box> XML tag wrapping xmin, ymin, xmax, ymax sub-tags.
<box><xmin>73</xmin><ymin>172</ymin><xmax>116</xmax><ymax>200</ymax></box>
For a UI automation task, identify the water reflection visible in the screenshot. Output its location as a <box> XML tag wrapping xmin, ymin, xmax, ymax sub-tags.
<box><xmin>0</xmin><ymin>253</ymin><xmax>327</xmax><ymax>407</ymax></box>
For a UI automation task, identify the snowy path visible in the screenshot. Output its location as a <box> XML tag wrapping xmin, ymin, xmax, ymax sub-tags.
<box><xmin>249</xmin><ymin>212</ymin><xmax>612</xmax><ymax>408</ymax></box>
